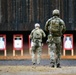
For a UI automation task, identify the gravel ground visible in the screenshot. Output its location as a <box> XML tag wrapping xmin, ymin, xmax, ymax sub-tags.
<box><xmin>0</xmin><ymin>59</ymin><xmax>76</xmax><ymax>75</ymax></box>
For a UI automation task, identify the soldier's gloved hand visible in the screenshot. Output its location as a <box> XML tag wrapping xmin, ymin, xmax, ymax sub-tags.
<box><xmin>46</xmin><ymin>40</ymin><xmax>49</xmax><ymax>43</ymax></box>
<box><xmin>42</xmin><ymin>43</ymin><xmax>43</xmax><ymax>46</ymax></box>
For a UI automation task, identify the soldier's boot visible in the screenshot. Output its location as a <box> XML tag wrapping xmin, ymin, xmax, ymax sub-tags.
<box><xmin>50</xmin><ymin>62</ymin><xmax>55</xmax><ymax>68</ymax></box>
<box><xmin>56</xmin><ymin>58</ymin><xmax>61</xmax><ymax>68</ymax></box>
<box><xmin>57</xmin><ymin>63</ymin><xmax>61</xmax><ymax>68</ymax></box>
<box><xmin>50</xmin><ymin>55</ymin><xmax>56</xmax><ymax>68</ymax></box>
<box><xmin>32</xmin><ymin>60</ymin><xmax>36</xmax><ymax>65</ymax></box>
<box><xmin>51</xmin><ymin>64</ymin><xmax>55</xmax><ymax>67</ymax></box>
<box><xmin>32</xmin><ymin>53</ymin><xmax>36</xmax><ymax>65</ymax></box>
<box><xmin>33</xmin><ymin>63</ymin><xmax>36</xmax><ymax>65</ymax></box>
<box><xmin>37</xmin><ymin>56</ymin><xmax>40</xmax><ymax>65</ymax></box>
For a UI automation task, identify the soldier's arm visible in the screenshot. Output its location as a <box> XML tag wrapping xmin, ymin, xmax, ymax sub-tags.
<box><xmin>41</xmin><ymin>29</ymin><xmax>46</xmax><ymax>38</ymax></box>
<box><xmin>45</xmin><ymin>19</ymin><xmax>51</xmax><ymax>31</ymax></box>
<box><xmin>60</xmin><ymin>19</ymin><xmax>66</xmax><ymax>33</ymax></box>
<box><xmin>29</xmin><ymin>29</ymin><xmax>34</xmax><ymax>39</ymax></box>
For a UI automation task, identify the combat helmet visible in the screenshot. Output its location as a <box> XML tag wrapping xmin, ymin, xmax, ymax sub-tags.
<box><xmin>35</xmin><ymin>23</ymin><xmax>40</xmax><ymax>28</ymax></box>
<box><xmin>52</xmin><ymin>9</ymin><xmax>60</xmax><ymax>16</ymax></box>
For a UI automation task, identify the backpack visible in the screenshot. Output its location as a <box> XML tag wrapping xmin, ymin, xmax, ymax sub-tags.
<box><xmin>50</xmin><ymin>17</ymin><xmax>62</xmax><ymax>36</ymax></box>
<box><xmin>33</xmin><ymin>29</ymin><xmax>42</xmax><ymax>39</ymax></box>
<box><xmin>32</xmin><ymin>29</ymin><xmax>42</xmax><ymax>47</ymax></box>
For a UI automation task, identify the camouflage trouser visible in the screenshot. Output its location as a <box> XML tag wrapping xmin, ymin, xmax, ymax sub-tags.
<box><xmin>31</xmin><ymin>45</ymin><xmax>42</xmax><ymax>64</ymax></box>
<box><xmin>49</xmin><ymin>37</ymin><xmax>62</xmax><ymax>66</ymax></box>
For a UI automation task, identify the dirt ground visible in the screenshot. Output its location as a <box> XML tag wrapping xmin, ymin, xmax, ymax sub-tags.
<box><xmin>0</xmin><ymin>66</ymin><xmax>76</xmax><ymax>75</ymax></box>
<box><xmin>0</xmin><ymin>59</ymin><xmax>76</xmax><ymax>75</ymax></box>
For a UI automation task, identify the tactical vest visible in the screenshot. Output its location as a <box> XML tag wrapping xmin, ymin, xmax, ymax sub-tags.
<box><xmin>49</xmin><ymin>17</ymin><xmax>62</xmax><ymax>36</ymax></box>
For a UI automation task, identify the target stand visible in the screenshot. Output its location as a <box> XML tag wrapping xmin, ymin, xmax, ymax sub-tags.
<box><xmin>63</xmin><ymin>34</ymin><xmax>74</xmax><ymax>56</ymax></box>
<box><xmin>0</xmin><ymin>34</ymin><xmax>6</xmax><ymax>56</ymax></box>
<box><xmin>13</xmin><ymin>34</ymin><xmax>23</xmax><ymax>56</ymax></box>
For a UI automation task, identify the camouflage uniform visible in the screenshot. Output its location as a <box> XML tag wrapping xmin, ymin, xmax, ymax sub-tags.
<box><xmin>45</xmin><ymin>9</ymin><xmax>66</xmax><ymax>68</ymax></box>
<box><xmin>30</xmin><ymin>23</ymin><xmax>46</xmax><ymax>65</ymax></box>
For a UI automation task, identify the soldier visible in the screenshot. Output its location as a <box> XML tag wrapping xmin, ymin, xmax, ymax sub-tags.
<box><xmin>29</xmin><ymin>23</ymin><xmax>46</xmax><ymax>65</ymax></box>
<box><xmin>45</xmin><ymin>9</ymin><xmax>66</xmax><ymax>68</ymax></box>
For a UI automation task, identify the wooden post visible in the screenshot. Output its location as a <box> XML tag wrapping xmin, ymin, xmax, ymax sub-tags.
<box><xmin>71</xmin><ymin>49</ymin><xmax>74</xmax><ymax>56</ymax></box>
<box><xmin>13</xmin><ymin>50</ymin><xmax>15</xmax><ymax>56</ymax></box>
<box><xmin>21</xmin><ymin>49</ymin><xmax>23</xmax><ymax>56</ymax></box>
<box><xmin>63</xmin><ymin>49</ymin><xmax>65</xmax><ymax>56</ymax></box>
<box><xmin>28</xmin><ymin>35</ymin><xmax>32</xmax><ymax>55</ymax></box>
<box><xmin>29</xmin><ymin>48</ymin><xmax>32</xmax><ymax>55</ymax></box>
<box><xmin>48</xmin><ymin>47</ymin><xmax>50</xmax><ymax>55</ymax></box>
<box><xmin>4</xmin><ymin>50</ymin><xmax>6</xmax><ymax>56</ymax></box>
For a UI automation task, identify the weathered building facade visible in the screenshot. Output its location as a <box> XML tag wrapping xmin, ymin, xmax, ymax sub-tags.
<box><xmin>0</xmin><ymin>0</ymin><xmax>76</xmax><ymax>31</ymax></box>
